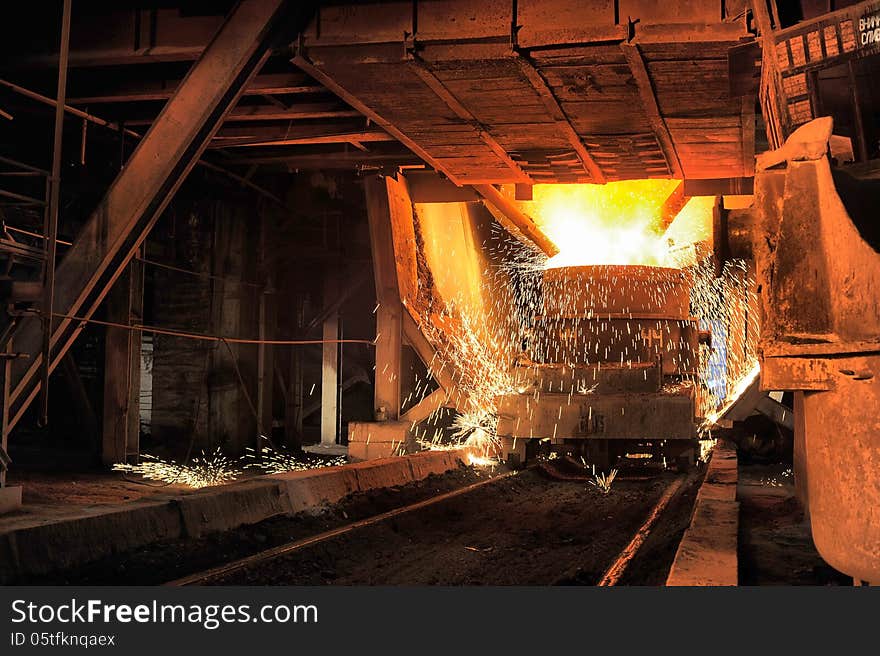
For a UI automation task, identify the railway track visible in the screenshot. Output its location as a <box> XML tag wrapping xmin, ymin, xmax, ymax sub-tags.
<box><xmin>167</xmin><ymin>468</ymin><xmax>689</xmax><ymax>587</ymax></box>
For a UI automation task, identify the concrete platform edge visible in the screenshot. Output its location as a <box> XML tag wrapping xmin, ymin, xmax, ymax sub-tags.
<box><xmin>0</xmin><ymin>449</ymin><xmax>470</xmax><ymax>583</ymax></box>
<box><xmin>666</xmin><ymin>439</ymin><xmax>739</xmax><ymax>586</ymax></box>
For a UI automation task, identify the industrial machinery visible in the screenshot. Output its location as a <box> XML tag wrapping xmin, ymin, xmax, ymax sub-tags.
<box><xmin>496</xmin><ymin>263</ymin><xmax>701</xmax><ymax>469</ymax></box>
<box><xmin>728</xmin><ymin>118</ymin><xmax>880</xmax><ymax>584</ymax></box>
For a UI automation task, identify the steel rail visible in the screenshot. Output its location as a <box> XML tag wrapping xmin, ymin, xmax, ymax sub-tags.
<box><xmin>597</xmin><ymin>474</ymin><xmax>685</xmax><ymax>586</ymax></box>
<box><xmin>166</xmin><ymin>468</ymin><xmax>518</xmax><ymax>586</ymax></box>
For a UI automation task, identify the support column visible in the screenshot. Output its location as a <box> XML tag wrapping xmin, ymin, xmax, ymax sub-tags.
<box><xmin>1</xmin><ymin>340</ymin><xmax>11</xmax><ymax>487</ymax></box>
<box><xmin>321</xmin><ymin>274</ymin><xmax>339</xmax><ymax>445</ymax></box>
<box><xmin>7</xmin><ymin>0</ymin><xmax>300</xmax><ymax>435</ymax></box>
<box><xmin>101</xmin><ymin>258</ymin><xmax>143</xmax><ymax>465</ymax></box>
<box><xmin>210</xmin><ymin>206</ymin><xmax>249</xmax><ymax>453</ymax></box>
<box><xmin>364</xmin><ymin>176</ymin><xmax>402</xmax><ymax>420</ymax></box>
<box><xmin>256</xmin><ymin>286</ymin><xmax>275</xmax><ymax>449</ymax></box>
<box><xmin>256</xmin><ymin>212</ymin><xmax>275</xmax><ymax>453</ymax></box>
<box><xmin>373</xmin><ymin>302</ymin><xmax>402</xmax><ymax>421</ymax></box>
<box><xmin>285</xmin><ymin>292</ymin><xmax>304</xmax><ymax>452</ymax></box>
<box><xmin>793</xmin><ymin>390</ymin><xmax>809</xmax><ymax>518</ymax></box>
<box><xmin>0</xmin><ymin>339</ymin><xmax>22</xmax><ymax>514</ymax></box>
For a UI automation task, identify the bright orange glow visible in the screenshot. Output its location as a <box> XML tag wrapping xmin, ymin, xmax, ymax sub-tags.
<box><xmin>515</xmin><ymin>181</ymin><xmax>695</xmax><ymax>269</ymax></box>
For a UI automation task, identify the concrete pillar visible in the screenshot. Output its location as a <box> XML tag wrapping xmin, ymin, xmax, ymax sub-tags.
<box><xmin>321</xmin><ymin>274</ymin><xmax>339</xmax><ymax>446</ymax></box>
<box><xmin>255</xmin><ymin>212</ymin><xmax>275</xmax><ymax>453</ymax></box>
<box><xmin>101</xmin><ymin>259</ymin><xmax>143</xmax><ymax>465</ymax></box>
<box><xmin>257</xmin><ymin>292</ymin><xmax>275</xmax><ymax>440</ymax></box>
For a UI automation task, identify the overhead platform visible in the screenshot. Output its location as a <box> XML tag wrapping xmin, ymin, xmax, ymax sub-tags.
<box><xmin>294</xmin><ymin>0</ymin><xmax>755</xmax><ymax>185</ymax></box>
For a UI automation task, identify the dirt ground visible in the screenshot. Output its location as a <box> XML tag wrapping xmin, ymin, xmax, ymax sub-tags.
<box><xmin>737</xmin><ymin>462</ymin><xmax>851</xmax><ymax>585</ymax></box>
<box><xmin>208</xmin><ymin>466</ymin><xmax>704</xmax><ymax>586</ymax></box>
<box><xmin>23</xmin><ymin>464</ymin><xmax>703</xmax><ymax>586</ymax></box>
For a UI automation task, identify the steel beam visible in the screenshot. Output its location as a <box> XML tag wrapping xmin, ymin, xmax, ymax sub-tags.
<box><xmin>407</xmin><ymin>54</ymin><xmax>532</xmax><ymax>185</ymax></box>
<box><xmin>41</xmin><ymin>0</ymin><xmax>72</xmax><ymax>424</ymax></box>
<box><xmin>620</xmin><ymin>42</ymin><xmax>683</xmax><ymax>180</ymax></box>
<box><xmin>401</xmin><ymin>387</ymin><xmax>450</xmax><ymax>425</ymax></box>
<box><xmin>123</xmin><ymin>102</ymin><xmax>361</xmax><ymax>126</ymax></box>
<box><xmin>513</xmin><ymin>54</ymin><xmax>606</xmax><ymax>184</ymax></box>
<box><xmin>7</xmin><ymin>0</ymin><xmax>310</xmax><ymax>434</ymax></box>
<box><xmin>68</xmin><ymin>73</ymin><xmax>321</xmax><ymax>104</ymax></box>
<box><xmin>473</xmin><ymin>184</ymin><xmax>559</xmax><ymax>258</ymax></box>
<box><xmin>101</xmin><ymin>260</ymin><xmax>143</xmax><ymax>465</ymax></box>
<box><xmin>293</xmin><ymin>52</ymin><xmax>463</xmax><ymax>185</ymax></box>
<box><xmin>365</xmin><ymin>176</ymin><xmax>403</xmax><ymax>420</ymax></box>
<box><xmin>212</xmin><ymin>129</ymin><xmax>394</xmax><ymax>149</ymax></box>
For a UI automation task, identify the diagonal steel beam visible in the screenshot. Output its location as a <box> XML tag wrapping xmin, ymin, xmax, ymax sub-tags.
<box><xmin>7</xmin><ymin>0</ymin><xmax>314</xmax><ymax>434</ymax></box>
<box><xmin>407</xmin><ymin>54</ymin><xmax>532</xmax><ymax>185</ymax></box>
<box><xmin>473</xmin><ymin>184</ymin><xmax>559</xmax><ymax>258</ymax></box>
<box><xmin>620</xmin><ymin>42</ymin><xmax>683</xmax><ymax>179</ymax></box>
<box><xmin>513</xmin><ymin>53</ymin><xmax>606</xmax><ymax>184</ymax></box>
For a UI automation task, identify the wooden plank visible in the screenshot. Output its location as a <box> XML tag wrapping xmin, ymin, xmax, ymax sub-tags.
<box><xmin>514</xmin><ymin>54</ymin><xmax>606</xmax><ymax>183</ymax></box>
<box><xmin>621</xmin><ymin>42</ymin><xmax>684</xmax><ymax>179</ymax></box>
<box><xmin>562</xmin><ymin>100</ymin><xmax>654</xmax><ymax>134</ymax></box>
<box><xmin>638</xmin><ymin>41</ymin><xmax>743</xmax><ymax>61</ymax></box>
<box><xmin>666</xmin><ymin>116</ymin><xmax>742</xmax><ymax>129</ymax></box>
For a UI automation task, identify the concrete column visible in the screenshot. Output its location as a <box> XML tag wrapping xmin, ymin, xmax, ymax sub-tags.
<box><xmin>256</xmin><ymin>287</ymin><xmax>275</xmax><ymax>448</ymax></box>
<box><xmin>321</xmin><ymin>275</ymin><xmax>339</xmax><ymax>445</ymax></box>
<box><xmin>101</xmin><ymin>259</ymin><xmax>143</xmax><ymax>465</ymax></box>
<box><xmin>255</xmin><ymin>211</ymin><xmax>275</xmax><ymax>453</ymax></box>
<box><xmin>1</xmin><ymin>340</ymin><xmax>11</xmax><ymax>487</ymax></box>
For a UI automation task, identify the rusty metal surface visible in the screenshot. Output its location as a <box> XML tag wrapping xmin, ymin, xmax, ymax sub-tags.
<box><xmin>541</xmin><ymin>265</ymin><xmax>691</xmax><ymax>319</ymax></box>
<box><xmin>496</xmin><ymin>386</ymin><xmax>696</xmax><ymax>441</ymax></box>
<box><xmin>296</xmin><ymin>1</ymin><xmax>749</xmax><ymax>184</ymax></box>
<box><xmin>513</xmin><ymin>362</ymin><xmax>662</xmax><ymax>395</ymax></box>
<box><xmin>759</xmin><ymin>159</ymin><xmax>880</xmax><ymax>345</ymax></box>
<box><xmin>749</xmin><ymin>130</ymin><xmax>880</xmax><ymax>582</ymax></box>
<box><xmin>761</xmin><ymin>356</ymin><xmax>835</xmax><ymax>391</ymax></box>
<box><xmin>530</xmin><ymin>265</ymin><xmax>697</xmax><ymax>376</ymax></box>
<box><xmin>527</xmin><ymin>317</ymin><xmax>698</xmax><ymax>375</ymax></box>
<box><xmin>802</xmin><ymin>355</ymin><xmax>880</xmax><ymax>584</ymax></box>
<box><xmin>500</xmin><ymin>264</ymin><xmax>699</xmax><ymax>448</ymax></box>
